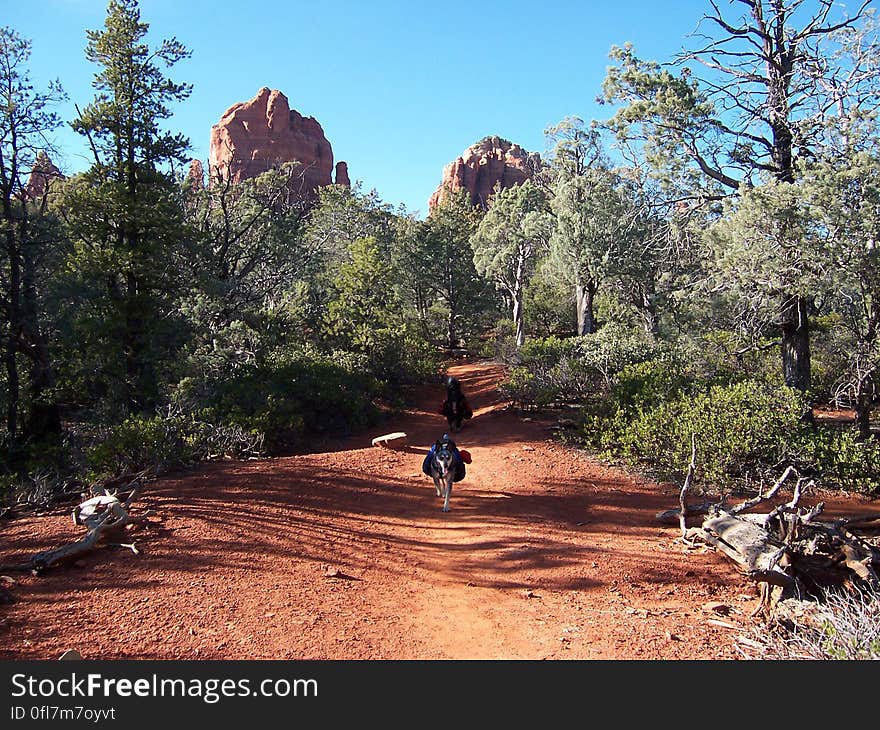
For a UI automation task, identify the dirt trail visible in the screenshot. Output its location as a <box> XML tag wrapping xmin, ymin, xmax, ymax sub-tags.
<box><xmin>3</xmin><ymin>359</ymin><xmax>878</xmax><ymax>660</ymax></box>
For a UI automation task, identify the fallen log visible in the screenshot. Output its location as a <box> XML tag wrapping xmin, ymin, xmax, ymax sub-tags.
<box><xmin>656</xmin><ymin>501</ymin><xmax>718</xmax><ymax>526</ymax></box>
<box><xmin>0</xmin><ymin>475</ymin><xmax>155</xmax><ymax>574</ymax></box>
<box><xmin>670</xmin><ymin>461</ymin><xmax>880</xmax><ymax>618</ymax></box>
<box><xmin>371</xmin><ymin>431</ymin><xmax>407</xmax><ymax>449</ymax></box>
<box><xmin>689</xmin><ymin>510</ymin><xmax>793</xmax><ymax>589</ymax></box>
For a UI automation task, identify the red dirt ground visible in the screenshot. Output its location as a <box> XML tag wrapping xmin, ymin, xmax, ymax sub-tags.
<box><xmin>2</xmin><ymin>359</ymin><xmax>878</xmax><ymax>660</ymax></box>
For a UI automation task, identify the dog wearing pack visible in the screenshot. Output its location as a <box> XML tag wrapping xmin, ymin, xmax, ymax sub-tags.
<box><xmin>421</xmin><ymin>434</ymin><xmax>468</xmax><ymax>512</ymax></box>
<box><xmin>439</xmin><ymin>376</ymin><xmax>473</xmax><ymax>433</ymax></box>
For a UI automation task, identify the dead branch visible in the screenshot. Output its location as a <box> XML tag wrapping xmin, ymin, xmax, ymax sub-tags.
<box><xmin>679</xmin><ymin>433</ymin><xmax>698</xmax><ymax>542</ymax></box>
<box><xmin>729</xmin><ymin>465</ymin><xmax>798</xmax><ymax>515</ymax></box>
<box><xmin>666</xmin><ymin>461</ymin><xmax>880</xmax><ymax>620</ymax></box>
<box><xmin>0</xmin><ymin>476</ymin><xmax>157</xmax><ymax>574</ymax></box>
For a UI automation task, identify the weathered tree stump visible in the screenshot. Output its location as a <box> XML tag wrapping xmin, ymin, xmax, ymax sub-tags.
<box><xmin>664</xmin><ymin>460</ymin><xmax>880</xmax><ymax>618</ymax></box>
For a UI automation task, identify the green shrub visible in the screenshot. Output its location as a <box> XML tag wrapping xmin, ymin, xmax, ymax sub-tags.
<box><xmin>187</xmin><ymin>348</ymin><xmax>385</xmax><ymax>452</ymax></box>
<box><xmin>590</xmin><ymin>379</ymin><xmax>811</xmax><ymax>486</ymax></box>
<box><xmin>791</xmin><ymin>426</ymin><xmax>880</xmax><ymax>496</ymax></box>
<box><xmin>85</xmin><ymin>414</ymin><xmax>194</xmax><ymax>480</ymax></box>
<box><xmin>500</xmin><ymin>325</ymin><xmax>658</xmax><ymax>409</ymax></box>
<box><xmin>611</xmin><ymin>353</ymin><xmax>693</xmax><ymax>412</ymax></box>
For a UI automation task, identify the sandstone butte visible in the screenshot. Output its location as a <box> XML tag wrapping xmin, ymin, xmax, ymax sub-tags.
<box><xmin>428</xmin><ymin>135</ymin><xmax>542</xmax><ymax>214</ymax></box>
<box><xmin>205</xmin><ymin>87</ymin><xmax>349</xmax><ymax>198</ymax></box>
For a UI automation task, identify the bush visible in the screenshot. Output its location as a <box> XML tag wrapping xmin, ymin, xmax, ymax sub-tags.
<box><xmin>590</xmin><ymin>379</ymin><xmax>812</xmax><ymax>486</ymax></box>
<box><xmin>609</xmin><ymin>352</ymin><xmax>693</xmax><ymax>412</ymax></box>
<box><xmin>183</xmin><ymin>348</ymin><xmax>385</xmax><ymax>452</ymax></box>
<box><xmin>479</xmin><ymin>319</ymin><xmax>519</xmax><ymax>364</ymax></box>
<box><xmin>791</xmin><ymin>426</ymin><xmax>880</xmax><ymax>496</ymax></box>
<box><xmin>499</xmin><ymin>325</ymin><xmax>658</xmax><ymax>409</ymax></box>
<box><xmin>84</xmin><ymin>411</ymin><xmax>264</xmax><ymax>481</ymax></box>
<box><xmin>741</xmin><ymin>586</ymin><xmax>880</xmax><ymax>660</ymax></box>
<box><xmin>684</xmin><ymin>330</ymin><xmax>780</xmax><ymax>387</ymax></box>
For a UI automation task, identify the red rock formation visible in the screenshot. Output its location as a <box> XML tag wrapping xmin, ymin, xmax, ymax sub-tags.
<box><xmin>335</xmin><ymin>161</ymin><xmax>350</xmax><ymax>187</ymax></box>
<box><xmin>185</xmin><ymin>159</ymin><xmax>205</xmax><ymax>192</ymax></box>
<box><xmin>208</xmin><ymin>87</ymin><xmax>348</xmax><ymax>198</ymax></box>
<box><xmin>24</xmin><ymin>151</ymin><xmax>63</xmax><ymax>201</ymax></box>
<box><xmin>428</xmin><ymin>136</ymin><xmax>541</xmax><ymax>213</ymax></box>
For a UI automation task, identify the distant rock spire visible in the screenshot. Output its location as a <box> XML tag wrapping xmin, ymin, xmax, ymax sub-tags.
<box><xmin>428</xmin><ymin>135</ymin><xmax>542</xmax><ymax>214</ymax></box>
<box><xmin>24</xmin><ymin>150</ymin><xmax>63</xmax><ymax>200</ymax></box>
<box><xmin>185</xmin><ymin>159</ymin><xmax>205</xmax><ymax>192</ymax></box>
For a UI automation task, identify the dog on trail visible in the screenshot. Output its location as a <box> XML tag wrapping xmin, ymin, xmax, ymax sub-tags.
<box><xmin>439</xmin><ymin>375</ymin><xmax>473</xmax><ymax>433</ymax></box>
<box><xmin>421</xmin><ymin>434</ymin><xmax>469</xmax><ymax>512</ymax></box>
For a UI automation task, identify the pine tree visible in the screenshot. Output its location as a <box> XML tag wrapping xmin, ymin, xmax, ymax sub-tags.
<box><xmin>63</xmin><ymin>0</ymin><xmax>192</xmax><ymax>415</ymax></box>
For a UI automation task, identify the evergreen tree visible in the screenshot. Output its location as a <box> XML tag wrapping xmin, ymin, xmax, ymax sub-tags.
<box><xmin>471</xmin><ymin>181</ymin><xmax>552</xmax><ymax>347</ymax></box>
<box><xmin>0</xmin><ymin>27</ymin><xmax>65</xmax><ymax>445</ymax></box>
<box><xmin>544</xmin><ymin>119</ymin><xmax>633</xmax><ymax>335</ymax></box>
<box><xmin>325</xmin><ymin>235</ymin><xmax>405</xmax><ymax>373</ymax></box>
<box><xmin>602</xmin><ymin>0</ymin><xmax>878</xmax><ymax>391</ymax></box>
<box><xmin>61</xmin><ymin>0</ymin><xmax>192</xmax><ymax>415</ymax></box>
<box><xmin>417</xmin><ymin>189</ymin><xmax>487</xmax><ymax>349</ymax></box>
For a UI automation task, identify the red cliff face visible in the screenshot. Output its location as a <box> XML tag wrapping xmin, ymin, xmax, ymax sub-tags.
<box><xmin>428</xmin><ymin>136</ymin><xmax>541</xmax><ymax>213</ymax></box>
<box><xmin>208</xmin><ymin>87</ymin><xmax>349</xmax><ymax>196</ymax></box>
<box><xmin>185</xmin><ymin>159</ymin><xmax>205</xmax><ymax>192</ymax></box>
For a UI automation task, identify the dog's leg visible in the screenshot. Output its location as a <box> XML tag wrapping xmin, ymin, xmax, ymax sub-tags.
<box><xmin>433</xmin><ymin>476</ymin><xmax>442</xmax><ymax>497</ymax></box>
<box><xmin>442</xmin><ymin>474</ymin><xmax>453</xmax><ymax>512</ymax></box>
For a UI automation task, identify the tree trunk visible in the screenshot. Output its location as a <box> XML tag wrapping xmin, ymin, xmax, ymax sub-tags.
<box><xmin>24</xmin><ymin>342</ymin><xmax>61</xmax><ymax>440</ymax></box>
<box><xmin>638</xmin><ymin>278</ymin><xmax>660</xmax><ymax>338</ymax></box>
<box><xmin>513</xmin><ymin>289</ymin><xmax>525</xmax><ymax>348</ymax></box>
<box><xmin>855</xmin><ymin>376</ymin><xmax>873</xmax><ymax>440</ymax></box>
<box><xmin>780</xmin><ymin>294</ymin><xmax>811</xmax><ymax>392</ymax></box>
<box><xmin>575</xmin><ymin>283</ymin><xmax>596</xmax><ymax>335</ymax></box>
<box><xmin>513</xmin><ymin>250</ymin><xmax>527</xmax><ymax>348</ymax></box>
<box><xmin>447</xmin><ymin>310</ymin><xmax>458</xmax><ymax>350</ymax></box>
<box><xmin>21</xmin><ymin>241</ymin><xmax>61</xmax><ymax>439</ymax></box>
<box><xmin>124</xmin><ymin>270</ymin><xmax>157</xmax><ymax>414</ymax></box>
<box><xmin>641</xmin><ymin>308</ymin><xmax>660</xmax><ymax>339</ymax></box>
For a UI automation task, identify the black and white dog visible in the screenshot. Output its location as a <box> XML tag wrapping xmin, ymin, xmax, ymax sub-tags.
<box><xmin>422</xmin><ymin>435</ymin><xmax>466</xmax><ymax>513</ymax></box>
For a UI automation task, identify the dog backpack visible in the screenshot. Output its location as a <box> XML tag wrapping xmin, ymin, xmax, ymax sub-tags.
<box><xmin>421</xmin><ymin>443</ymin><xmax>436</xmax><ymax>476</ymax></box>
<box><xmin>421</xmin><ymin>437</ymin><xmax>467</xmax><ymax>482</ymax></box>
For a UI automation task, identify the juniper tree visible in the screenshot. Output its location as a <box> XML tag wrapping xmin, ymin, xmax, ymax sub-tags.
<box><xmin>602</xmin><ymin>0</ymin><xmax>879</xmax><ymax>391</ymax></box>
<box><xmin>471</xmin><ymin>180</ymin><xmax>553</xmax><ymax>347</ymax></box>
<box><xmin>416</xmin><ymin>189</ymin><xmax>488</xmax><ymax>349</ymax></box>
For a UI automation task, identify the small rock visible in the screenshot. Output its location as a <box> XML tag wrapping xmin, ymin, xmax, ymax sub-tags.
<box><xmin>665</xmin><ymin>631</ymin><xmax>681</xmax><ymax>642</ymax></box>
<box><xmin>59</xmin><ymin>649</ymin><xmax>82</xmax><ymax>660</ymax></box>
<box><xmin>702</xmin><ymin>601</ymin><xmax>731</xmax><ymax>615</ymax></box>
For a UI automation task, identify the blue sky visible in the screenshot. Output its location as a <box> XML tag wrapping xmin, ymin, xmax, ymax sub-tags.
<box><xmin>6</xmin><ymin>0</ymin><xmax>714</xmax><ymax>218</ymax></box>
